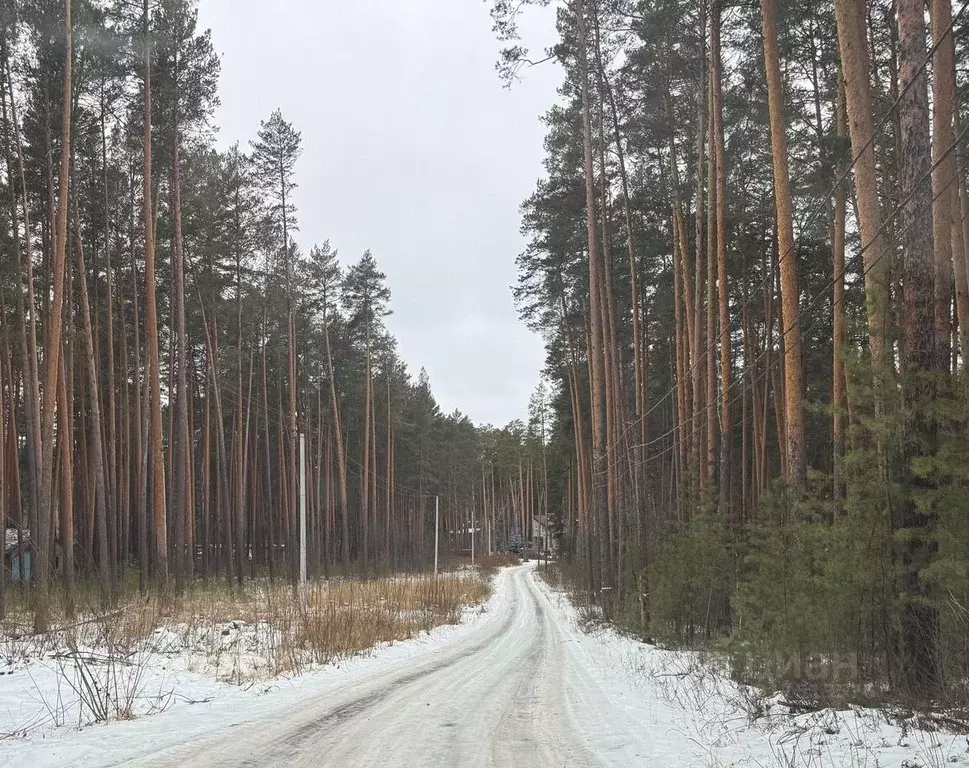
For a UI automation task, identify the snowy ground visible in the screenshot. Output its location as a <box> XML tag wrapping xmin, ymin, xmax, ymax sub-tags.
<box><xmin>540</xmin><ymin>578</ymin><xmax>969</xmax><ymax>767</ymax></box>
<box><xmin>1</xmin><ymin>564</ymin><xmax>966</xmax><ymax>767</ymax></box>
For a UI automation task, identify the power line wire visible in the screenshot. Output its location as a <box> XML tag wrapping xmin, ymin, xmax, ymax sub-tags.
<box><xmin>597</xmin><ymin>0</ymin><xmax>969</xmax><ymax>461</ymax></box>
<box><xmin>618</xmin><ymin>118</ymin><xmax>969</xmax><ymax>483</ymax></box>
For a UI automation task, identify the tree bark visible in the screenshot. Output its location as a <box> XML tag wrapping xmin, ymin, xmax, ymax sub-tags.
<box><xmin>833</xmin><ymin>0</ymin><xmax>891</xmax><ymax>379</ymax></box>
<box><xmin>100</xmin><ymin>86</ymin><xmax>119</xmax><ymax>593</ymax></box>
<box><xmin>172</xmin><ymin>89</ymin><xmax>190</xmax><ymax>590</ymax></box>
<box><xmin>2</xmin><ymin>45</ymin><xmax>42</xmax><ymax>548</ymax></box>
<box><xmin>955</xmin><ymin>104</ymin><xmax>969</xmax><ymax>368</ymax></box>
<box><xmin>712</xmin><ymin>0</ymin><xmax>731</xmax><ymax>516</ymax></box>
<box><xmin>694</xmin><ymin>0</ymin><xmax>708</xmax><ymax>487</ymax></box>
<box><xmin>324</xmin><ymin>334</ymin><xmax>350</xmax><ymax>570</ymax></box>
<box><xmin>56</xmin><ymin>336</ymin><xmax>74</xmax><ymax>613</ymax></box>
<box><xmin>576</xmin><ymin>0</ymin><xmax>607</xmax><ymax>594</ymax></box>
<box><xmin>833</xmin><ymin>74</ymin><xmax>848</xmax><ymax>506</ymax></box>
<box><xmin>896</xmin><ymin>0</ymin><xmax>941</xmax><ymax>695</ymax></box>
<box><xmin>142</xmin><ymin>0</ymin><xmax>168</xmax><ymax>584</ymax></box>
<box><xmin>705</xmin><ymin>77</ymin><xmax>718</xmax><ymax>492</ymax></box>
<box><xmin>74</xmin><ymin>215</ymin><xmax>112</xmax><ymax>602</ymax></box>
<box><xmin>760</xmin><ymin>0</ymin><xmax>806</xmax><ymax>488</ymax></box>
<box><xmin>931</xmin><ymin>0</ymin><xmax>955</xmax><ymax>373</ymax></box>
<box><xmin>34</xmin><ymin>0</ymin><xmax>73</xmax><ymax>631</ymax></box>
<box><xmin>362</xmin><ymin>325</ymin><xmax>372</xmax><ymax>572</ymax></box>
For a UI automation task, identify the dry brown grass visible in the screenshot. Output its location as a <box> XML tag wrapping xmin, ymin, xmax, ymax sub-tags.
<box><xmin>459</xmin><ymin>553</ymin><xmax>521</xmax><ymax>579</ymax></box>
<box><xmin>0</xmin><ymin>571</ymin><xmax>494</xmax><ymax>732</ymax></box>
<box><xmin>3</xmin><ymin>572</ymin><xmax>492</xmax><ymax>685</ymax></box>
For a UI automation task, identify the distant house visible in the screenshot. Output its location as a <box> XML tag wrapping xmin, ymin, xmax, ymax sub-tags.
<box><xmin>530</xmin><ymin>515</ymin><xmax>557</xmax><ymax>555</ymax></box>
<box><xmin>5</xmin><ymin>528</ymin><xmax>33</xmax><ymax>582</ymax></box>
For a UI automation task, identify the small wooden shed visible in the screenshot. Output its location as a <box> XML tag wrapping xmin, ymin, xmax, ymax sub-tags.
<box><xmin>5</xmin><ymin>528</ymin><xmax>33</xmax><ymax>582</ymax></box>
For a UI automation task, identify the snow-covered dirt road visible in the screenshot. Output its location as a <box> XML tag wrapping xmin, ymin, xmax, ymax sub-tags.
<box><xmin>7</xmin><ymin>564</ymin><xmax>968</xmax><ymax>767</ymax></box>
<box><xmin>125</xmin><ymin>563</ymin><xmax>603</xmax><ymax>767</ymax></box>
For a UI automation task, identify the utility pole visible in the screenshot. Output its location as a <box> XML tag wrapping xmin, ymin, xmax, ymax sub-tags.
<box><xmin>434</xmin><ymin>495</ymin><xmax>439</xmax><ymax>576</ymax></box>
<box><xmin>487</xmin><ymin>475</ymin><xmax>492</xmax><ymax>556</ymax></box>
<box><xmin>471</xmin><ymin>506</ymin><xmax>475</xmax><ymax>566</ymax></box>
<box><xmin>299</xmin><ymin>432</ymin><xmax>307</xmax><ymax>588</ymax></box>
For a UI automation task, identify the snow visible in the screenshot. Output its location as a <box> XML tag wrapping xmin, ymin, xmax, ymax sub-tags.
<box><xmin>1</xmin><ymin>564</ymin><xmax>966</xmax><ymax>767</ymax></box>
<box><xmin>535</xmin><ymin>573</ymin><xmax>969</xmax><ymax>767</ymax></box>
<box><xmin>0</xmin><ymin>585</ymin><xmax>495</xmax><ymax>767</ymax></box>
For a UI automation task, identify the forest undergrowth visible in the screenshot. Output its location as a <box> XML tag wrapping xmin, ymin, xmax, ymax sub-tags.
<box><xmin>539</xmin><ymin>557</ymin><xmax>969</xmax><ymax>746</ymax></box>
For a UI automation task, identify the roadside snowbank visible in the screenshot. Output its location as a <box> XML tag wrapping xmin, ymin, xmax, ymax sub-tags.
<box><xmin>535</xmin><ymin>573</ymin><xmax>969</xmax><ymax>767</ymax></box>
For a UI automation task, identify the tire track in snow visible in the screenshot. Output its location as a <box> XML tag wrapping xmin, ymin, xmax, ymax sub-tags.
<box><xmin>152</xmin><ymin>565</ymin><xmax>600</xmax><ymax>767</ymax></box>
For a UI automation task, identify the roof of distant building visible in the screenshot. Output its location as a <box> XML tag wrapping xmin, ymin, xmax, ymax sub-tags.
<box><xmin>5</xmin><ymin>529</ymin><xmax>31</xmax><ymax>555</ymax></box>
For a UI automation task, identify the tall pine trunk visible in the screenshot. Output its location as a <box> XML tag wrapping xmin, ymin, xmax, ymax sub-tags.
<box><xmin>834</xmin><ymin>0</ymin><xmax>890</xmax><ymax>381</ymax></box>
<box><xmin>576</xmin><ymin>0</ymin><xmax>607</xmax><ymax>594</ymax></box>
<box><xmin>760</xmin><ymin>0</ymin><xmax>806</xmax><ymax>488</ymax></box>
<box><xmin>362</xmin><ymin>326</ymin><xmax>372</xmax><ymax>572</ymax></box>
<box><xmin>712</xmin><ymin>0</ymin><xmax>731</xmax><ymax>515</ymax></box>
<box><xmin>931</xmin><ymin>0</ymin><xmax>955</xmax><ymax>373</ymax></box>
<box><xmin>172</xmin><ymin>90</ymin><xmax>190</xmax><ymax>590</ymax></box>
<box><xmin>56</xmin><ymin>338</ymin><xmax>74</xmax><ymax>613</ymax></box>
<box><xmin>142</xmin><ymin>0</ymin><xmax>167</xmax><ymax>584</ymax></box>
<box><xmin>705</xmin><ymin>77</ymin><xmax>717</xmax><ymax>492</ymax></box>
<box><xmin>34</xmin><ymin>0</ymin><xmax>72</xmax><ymax>632</ymax></box>
<box><xmin>75</xmin><ymin>215</ymin><xmax>112</xmax><ymax>602</ymax></box>
<box><xmin>323</xmin><ymin>308</ymin><xmax>350</xmax><ymax>567</ymax></box>
<box><xmin>833</xmin><ymin>74</ymin><xmax>848</xmax><ymax>505</ymax></box>
<box><xmin>896</xmin><ymin>0</ymin><xmax>941</xmax><ymax>695</ymax></box>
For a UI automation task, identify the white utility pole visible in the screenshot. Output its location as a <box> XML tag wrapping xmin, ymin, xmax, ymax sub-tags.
<box><xmin>470</xmin><ymin>507</ymin><xmax>475</xmax><ymax>566</ymax></box>
<box><xmin>434</xmin><ymin>495</ymin><xmax>440</xmax><ymax>576</ymax></box>
<box><xmin>299</xmin><ymin>432</ymin><xmax>307</xmax><ymax>588</ymax></box>
<box><xmin>487</xmin><ymin>494</ymin><xmax>492</xmax><ymax>556</ymax></box>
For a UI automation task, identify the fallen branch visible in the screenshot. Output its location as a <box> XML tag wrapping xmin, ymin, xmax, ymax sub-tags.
<box><xmin>42</xmin><ymin>610</ymin><xmax>126</xmax><ymax>636</ymax></box>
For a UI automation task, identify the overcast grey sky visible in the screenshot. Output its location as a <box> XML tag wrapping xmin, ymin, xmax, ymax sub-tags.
<box><xmin>195</xmin><ymin>0</ymin><xmax>560</xmax><ymax>428</ymax></box>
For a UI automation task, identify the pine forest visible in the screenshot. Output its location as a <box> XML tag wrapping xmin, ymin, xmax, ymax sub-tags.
<box><xmin>1</xmin><ymin>0</ymin><xmax>968</xmax><ymax>724</ymax></box>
